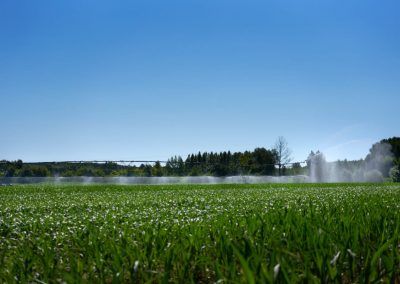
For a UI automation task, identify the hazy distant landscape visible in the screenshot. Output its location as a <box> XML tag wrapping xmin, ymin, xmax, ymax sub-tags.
<box><xmin>1</xmin><ymin>136</ymin><xmax>399</xmax><ymax>183</ymax></box>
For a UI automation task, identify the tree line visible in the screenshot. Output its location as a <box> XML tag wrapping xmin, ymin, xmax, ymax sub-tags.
<box><xmin>0</xmin><ymin>136</ymin><xmax>295</xmax><ymax>177</ymax></box>
<box><xmin>0</xmin><ymin>147</ymin><xmax>298</xmax><ymax>177</ymax></box>
<box><xmin>1</xmin><ymin>137</ymin><xmax>399</xmax><ymax>181</ymax></box>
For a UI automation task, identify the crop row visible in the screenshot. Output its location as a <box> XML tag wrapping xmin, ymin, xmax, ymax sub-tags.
<box><xmin>0</xmin><ymin>183</ymin><xmax>399</xmax><ymax>283</ymax></box>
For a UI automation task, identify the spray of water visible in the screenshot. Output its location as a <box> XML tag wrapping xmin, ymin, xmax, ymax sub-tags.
<box><xmin>308</xmin><ymin>143</ymin><xmax>394</xmax><ymax>182</ymax></box>
<box><xmin>0</xmin><ymin>175</ymin><xmax>310</xmax><ymax>185</ymax></box>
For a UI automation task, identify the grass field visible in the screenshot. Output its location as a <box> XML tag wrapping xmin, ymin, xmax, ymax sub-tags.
<box><xmin>1</xmin><ymin>183</ymin><xmax>399</xmax><ymax>283</ymax></box>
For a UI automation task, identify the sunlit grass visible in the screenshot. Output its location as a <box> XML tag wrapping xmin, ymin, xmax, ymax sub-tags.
<box><xmin>0</xmin><ymin>183</ymin><xmax>399</xmax><ymax>283</ymax></box>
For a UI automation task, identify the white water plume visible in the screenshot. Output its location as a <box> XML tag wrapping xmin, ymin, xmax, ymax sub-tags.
<box><xmin>308</xmin><ymin>142</ymin><xmax>394</xmax><ymax>182</ymax></box>
<box><xmin>0</xmin><ymin>175</ymin><xmax>309</xmax><ymax>185</ymax></box>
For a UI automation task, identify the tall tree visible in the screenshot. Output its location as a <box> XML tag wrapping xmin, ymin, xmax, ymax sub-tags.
<box><xmin>273</xmin><ymin>136</ymin><xmax>292</xmax><ymax>175</ymax></box>
<box><xmin>252</xmin><ymin>148</ymin><xmax>276</xmax><ymax>175</ymax></box>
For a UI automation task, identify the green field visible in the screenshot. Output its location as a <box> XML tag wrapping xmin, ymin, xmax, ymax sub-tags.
<box><xmin>1</xmin><ymin>184</ymin><xmax>399</xmax><ymax>283</ymax></box>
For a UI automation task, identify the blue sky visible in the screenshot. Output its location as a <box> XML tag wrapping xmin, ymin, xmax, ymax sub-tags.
<box><xmin>1</xmin><ymin>0</ymin><xmax>399</xmax><ymax>162</ymax></box>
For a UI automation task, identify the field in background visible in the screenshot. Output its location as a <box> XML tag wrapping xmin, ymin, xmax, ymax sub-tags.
<box><xmin>1</xmin><ymin>183</ymin><xmax>399</xmax><ymax>283</ymax></box>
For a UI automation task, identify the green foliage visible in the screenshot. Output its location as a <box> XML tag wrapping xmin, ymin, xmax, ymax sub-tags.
<box><xmin>152</xmin><ymin>161</ymin><xmax>163</xmax><ymax>177</ymax></box>
<box><xmin>0</xmin><ymin>148</ymin><xmax>277</xmax><ymax>177</ymax></box>
<box><xmin>381</xmin><ymin>137</ymin><xmax>400</xmax><ymax>160</ymax></box>
<box><xmin>179</xmin><ymin>148</ymin><xmax>276</xmax><ymax>176</ymax></box>
<box><xmin>0</xmin><ymin>183</ymin><xmax>399</xmax><ymax>283</ymax></box>
<box><xmin>390</xmin><ymin>166</ymin><xmax>400</xmax><ymax>182</ymax></box>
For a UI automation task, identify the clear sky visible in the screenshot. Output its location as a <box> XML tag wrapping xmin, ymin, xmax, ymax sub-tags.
<box><xmin>1</xmin><ymin>0</ymin><xmax>399</xmax><ymax>163</ymax></box>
